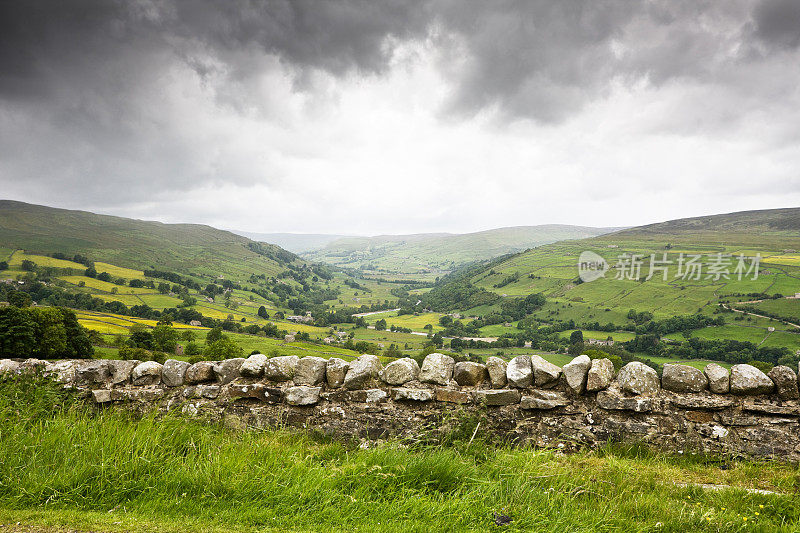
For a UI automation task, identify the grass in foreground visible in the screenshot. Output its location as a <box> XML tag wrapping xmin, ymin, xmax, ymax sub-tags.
<box><xmin>0</xmin><ymin>377</ymin><xmax>798</xmax><ymax>532</ymax></box>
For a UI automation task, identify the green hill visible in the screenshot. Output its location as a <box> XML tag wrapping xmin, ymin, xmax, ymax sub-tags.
<box><xmin>0</xmin><ymin>200</ymin><xmax>297</xmax><ymax>280</ymax></box>
<box><xmin>303</xmin><ymin>225</ymin><xmax>617</xmax><ymax>279</ymax></box>
<box><xmin>443</xmin><ymin>207</ymin><xmax>800</xmax><ymax>355</ymax></box>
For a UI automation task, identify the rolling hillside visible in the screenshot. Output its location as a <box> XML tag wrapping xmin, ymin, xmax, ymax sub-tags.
<box><xmin>448</xmin><ymin>207</ymin><xmax>800</xmax><ymax>354</ymax></box>
<box><xmin>0</xmin><ymin>200</ymin><xmax>297</xmax><ymax>280</ymax></box>
<box><xmin>303</xmin><ymin>225</ymin><xmax>617</xmax><ymax>279</ymax></box>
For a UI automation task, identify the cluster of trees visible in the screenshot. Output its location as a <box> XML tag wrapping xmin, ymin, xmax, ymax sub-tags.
<box><xmin>630</xmin><ymin>336</ymin><xmax>794</xmax><ymax>367</ymax></box>
<box><xmin>627</xmin><ymin>313</ymin><xmax>725</xmax><ymax>336</ymax></box>
<box><xmin>0</xmin><ymin>280</ymin><xmax>223</xmax><ymax>328</ymax></box>
<box><xmin>420</xmin><ymin>279</ymin><xmax>499</xmax><ymax>312</ymax></box>
<box><xmin>143</xmin><ymin>270</ymin><xmax>202</xmax><ymax>291</ymax></box>
<box><xmin>247</xmin><ymin>242</ymin><xmax>297</xmax><ymax>264</ymax></box>
<box><xmin>437</xmin><ymin>294</ymin><xmax>548</xmax><ymax>338</ymax></box>
<box><xmin>343</xmin><ymin>278</ymin><xmax>369</xmax><ymax>292</ymax></box>
<box><xmin>50</xmin><ymin>252</ymin><xmax>94</xmax><ymax>267</ymax></box>
<box><xmin>492</xmin><ymin>272</ymin><xmax>519</xmax><ymax>289</ymax></box>
<box><xmin>0</xmin><ymin>305</ymin><xmax>93</xmax><ymax>359</ymax></box>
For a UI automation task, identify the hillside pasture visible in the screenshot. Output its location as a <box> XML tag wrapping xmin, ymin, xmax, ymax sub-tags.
<box><xmin>93</xmin><ymin>261</ymin><xmax>144</xmax><ymax>279</ymax></box>
<box><xmin>8</xmin><ymin>250</ymin><xmax>87</xmax><ymax>270</ymax></box>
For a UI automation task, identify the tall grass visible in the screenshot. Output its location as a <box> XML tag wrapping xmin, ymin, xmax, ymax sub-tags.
<box><xmin>0</xmin><ymin>376</ymin><xmax>797</xmax><ymax>532</ymax></box>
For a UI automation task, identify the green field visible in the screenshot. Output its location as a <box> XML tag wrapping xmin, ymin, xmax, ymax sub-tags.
<box><xmin>365</xmin><ymin>310</ymin><xmax>445</xmax><ymax>332</ymax></box>
<box><xmin>744</xmin><ymin>298</ymin><xmax>800</xmax><ymax>323</ymax></box>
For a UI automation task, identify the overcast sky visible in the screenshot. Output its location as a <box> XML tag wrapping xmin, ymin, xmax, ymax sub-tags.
<box><xmin>1</xmin><ymin>0</ymin><xmax>800</xmax><ymax>235</ymax></box>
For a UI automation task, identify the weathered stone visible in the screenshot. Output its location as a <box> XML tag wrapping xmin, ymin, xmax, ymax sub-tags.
<box><xmin>240</xmin><ymin>353</ymin><xmax>268</xmax><ymax>378</ymax></box>
<box><xmin>742</xmin><ymin>401</ymin><xmax>800</xmax><ymax>416</ymax></box>
<box><xmin>562</xmin><ymin>355</ymin><xmax>591</xmax><ymax>393</ymax></box>
<box><xmin>419</xmin><ymin>353</ymin><xmax>455</xmax><ymax>385</ymax></box>
<box><xmin>453</xmin><ymin>361</ymin><xmax>488</xmax><ymax>386</ymax></box>
<box><xmin>162</xmin><ymin>359</ymin><xmax>190</xmax><ymax>387</ymax></box>
<box><xmin>618</xmin><ymin>362</ymin><xmax>659</xmax><ymax>395</ymax></box>
<box><xmin>114</xmin><ymin>388</ymin><xmax>165</xmax><ymax>402</ymax></box>
<box><xmin>227</xmin><ymin>382</ymin><xmax>268</xmax><ymax>401</ymax></box>
<box><xmin>108</xmin><ymin>360</ymin><xmax>137</xmax><ymax>386</ymax></box>
<box><xmin>531</xmin><ymin>355</ymin><xmax>562</xmax><ymax>387</ymax></box>
<box><xmin>92</xmin><ymin>389</ymin><xmax>112</xmax><ymax>403</ymax></box>
<box><xmin>586</xmin><ymin>358</ymin><xmax>614</xmax><ymax>392</ymax></box>
<box><xmin>44</xmin><ymin>360</ymin><xmax>77</xmax><ymax>384</ymax></box>
<box><xmin>485</xmin><ymin>356</ymin><xmax>508</xmax><ymax>388</ymax></box>
<box><xmin>185</xmin><ymin>361</ymin><xmax>215</xmax><ymax>384</ymax></box>
<box><xmin>343</xmin><ymin>389</ymin><xmax>389</xmax><ymax>403</ymax></box>
<box><xmin>662</xmin><ymin>364</ymin><xmax>708</xmax><ymax>393</ymax></box>
<box><xmin>0</xmin><ymin>359</ymin><xmax>21</xmax><ymax>376</ymax></box>
<box><xmin>520</xmin><ymin>390</ymin><xmax>569</xmax><ymax>410</ymax></box>
<box><xmin>597</xmin><ymin>389</ymin><xmax>653</xmax><ymax>412</ymax></box>
<box><xmin>295</xmin><ymin>356</ymin><xmax>327</xmax><ymax>386</ymax></box>
<box><xmin>380</xmin><ymin>357</ymin><xmax>420</xmax><ymax>385</ymax></box>
<box><xmin>285</xmin><ymin>386</ymin><xmax>322</xmax><ymax>406</ymax></box>
<box><xmin>506</xmin><ymin>355</ymin><xmax>533</xmax><ymax>388</ymax></box>
<box><xmin>364</xmin><ymin>389</ymin><xmax>388</xmax><ymax>403</ymax></box>
<box><xmin>21</xmin><ymin>359</ymin><xmax>45</xmax><ymax>373</ymax></box>
<box><xmin>264</xmin><ymin>355</ymin><xmax>300</xmax><ymax>382</ymax></box>
<box><xmin>392</xmin><ymin>388</ymin><xmax>434</xmax><ymax>402</ymax></box>
<box><xmin>475</xmin><ymin>389</ymin><xmax>521</xmax><ymax>406</ymax></box>
<box><xmin>344</xmin><ymin>354</ymin><xmax>382</xmax><ymax>390</ymax></box>
<box><xmin>326</xmin><ymin>358</ymin><xmax>349</xmax><ymax>388</ymax></box>
<box><xmin>198</xmin><ymin>385</ymin><xmax>220</xmax><ymax>399</ymax></box>
<box><xmin>213</xmin><ymin>358</ymin><xmax>244</xmax><ymax>384</ymax></box>
<box><xmin>704</xmin><ymin>363</ymin><xmax>730</xmax><ymax>394</ymax></box>
<box><xmin>435</xmin><ymin>388</ymin><xmax>473</xmax><ymax>404</ymax></box>
<box><xmin>75</xmin><ymin>360</ymin><xmax>111</xmax><ymax>387</ymax></box>
<box><xmin>669</xmin><ymin>395</ymin><xmax>735</xmax><ymax>410</ymax></box>
<box><xmin>730</xmin><ymin>364</ymin><xmax>774</xmax><ymax>395</ymax></box>
<box><xmin>131</xmin><ymin>361</ymin><xmax>162</xmax><ymax>386</ymax></box>
<box><xmin>768</xmin><ymin>365</ymin><xmax>799</xmax><ymax>399</ymax></box>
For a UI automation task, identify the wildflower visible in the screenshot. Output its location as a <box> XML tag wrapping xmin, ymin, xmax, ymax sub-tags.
<box><xmin>755</xmin><ymin>512</ymin><xmax>759</xmax><ymax>516</ymax></box>
<box><xmin>743</xmin><ymin>517</ymin><xmax>748</xmax><ymax>521</ymax></box>
<box><xmin>759</xmin><ymin>505</ymin><xmax>764</xmax><ymax>509</ymax></box>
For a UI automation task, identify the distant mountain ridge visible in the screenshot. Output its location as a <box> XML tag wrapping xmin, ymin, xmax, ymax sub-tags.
<box><xmin>231</xmin><ymin>232</ymin><xmax>352</xmax><ymax>253</ymax></box>
<box><xmin>302</xmin><ymin>224</ymin><xmax>620</xmax><ymax>277</ymax></box>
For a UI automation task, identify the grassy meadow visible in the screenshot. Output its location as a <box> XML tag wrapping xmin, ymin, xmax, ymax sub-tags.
<box><xmin>0</xmin><ymin>376</ymin><xmax>798</xmax><ymax>533</ymax></box>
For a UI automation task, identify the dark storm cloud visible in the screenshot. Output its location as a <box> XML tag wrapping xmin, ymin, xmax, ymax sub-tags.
<box><xmin>0</xmin><ymin>0</ymin><xmax>433</xmax><ymax>101</ymax></box>
<box><xmin>433</xmin><ymin>0</ymin><xmax>772</xmax><ymax>122</ymax></box>
<box><xmin>1</xmin><ymin>0</ymin><xmax>792</xmax><ymax>127</ymax></box>
<box><xmin>0</xmin><ymin>0</ymin><xmax>438</xmax><ymax>205</ymax></box>
<box><xmin>752</xmin><ymin>0</ymin><xmax>800</xmax><ymax>49</ymax></box>
<box><xmin>0</xmin><ymin>0</ymin><xmax>783</xmax><ymax>121</ymax></box>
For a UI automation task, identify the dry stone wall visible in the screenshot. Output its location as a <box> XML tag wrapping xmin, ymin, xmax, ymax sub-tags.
<box><xmin>4</xmin><ymin>354</ymin><xmax>800</xmax><ymax>461</ymax></box>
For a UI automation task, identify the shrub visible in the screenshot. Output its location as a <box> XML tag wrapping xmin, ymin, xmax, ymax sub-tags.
<box><xmin>203</xmin><ymin>337</ymin><xmax>243</xmax><ymax>360</ymax></box>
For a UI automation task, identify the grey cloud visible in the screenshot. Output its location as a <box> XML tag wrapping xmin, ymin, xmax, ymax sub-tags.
<box><xmin>1</xmin><ymin>1</ymin><xmax>793</xmax><ymax>125</ymax></box>
<box><xmin>753</xmin><ymin>0</ymin><xmax>800</xmax><ymax>49</ymax></box>
<box><xmin>434</xmin><ymin>0</ymin><xmax>780</xmax><ymax>122</ymax></box>
<box><xmin>1</xmin><ymin>0</ymin><xmax>799</xmax><ymax>216</ymax></box>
